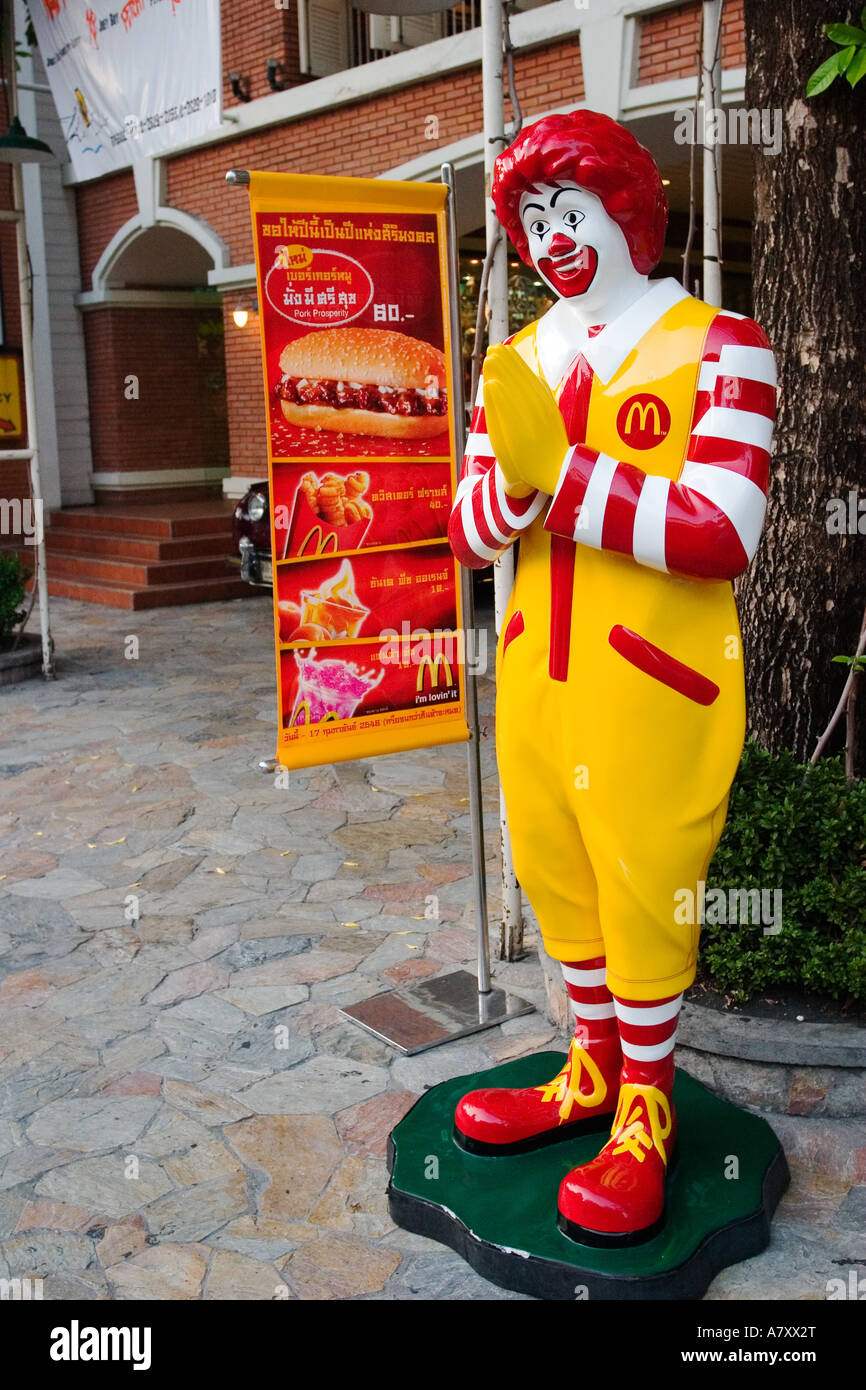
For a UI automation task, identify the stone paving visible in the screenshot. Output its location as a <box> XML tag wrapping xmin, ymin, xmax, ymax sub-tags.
<box><xmin>0</xmin><ymin>594</ymin><xmax>863</xmax><ymax>1300</ymax></box>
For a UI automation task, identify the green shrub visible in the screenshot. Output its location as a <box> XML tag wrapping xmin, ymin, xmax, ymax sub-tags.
<box><xmin>0</xmin><ymin>549</ymin><xmax>29</xmax><ymax>641</ymax></box>
<box><xmin>699</xmin><ymin>741</ymin><xmax>866</xmax><ymax>1002</ymax></box>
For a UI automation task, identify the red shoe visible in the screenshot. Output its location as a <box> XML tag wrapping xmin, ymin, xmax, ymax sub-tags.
<box><xmin>454</xmin><ymin>1034</ymin><xmax>622</xmax><ymax>1156</ymax></box>
<box><xmin>556</xmin><ymin>1080</ymin><xmax>677</xmax><ymax>1245</ymax></box>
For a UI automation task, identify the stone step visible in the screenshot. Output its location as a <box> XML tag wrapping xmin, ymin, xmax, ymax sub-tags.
<box><xmin>47</xmin><ymin>550</ymin><xmax>234</xmax><ymax>587</ymax></box>
<box><xmin>46</xmin><ymin>572</ymin><xmax>260</xmax><ymax>610</ymax></box>
<box><xmin>47</xmin><ymin>500</ymin><xmax>237</xmax><ymax>540</ymax></box>
<box><xmin>45</xmin><ymin>527</ymin><xmax>234</xmax><ymax>562</ymax></box>
<box><xmin>40</xmin><ymin>499</ymin><xmax>249</xmax><ymax>608</ymax></box>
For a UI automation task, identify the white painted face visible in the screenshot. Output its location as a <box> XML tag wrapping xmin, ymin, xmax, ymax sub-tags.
<box><xmin>518</xmin><ymin>181</ymin><xmax>637</xmax><ymax>308</ymax></box>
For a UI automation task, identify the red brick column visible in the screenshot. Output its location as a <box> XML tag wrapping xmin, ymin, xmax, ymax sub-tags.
<box><xmin>220</xmin><ymin>289</ymin><xmax>269</xmax><ymax>482</ymax></box>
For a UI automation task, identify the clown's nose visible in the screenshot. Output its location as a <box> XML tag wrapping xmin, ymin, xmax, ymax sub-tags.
<box><xmin>549</xmin><ymin>233</ymin><xmax>577</xmax><ymax>258</ymax></box>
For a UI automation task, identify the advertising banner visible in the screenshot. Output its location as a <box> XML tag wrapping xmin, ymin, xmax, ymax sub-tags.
<box><xmin>248</xmin><ymin>171</ymin><xmax>469</xmax><ymax>770</ymax></box>
<box><xmin>29</xmin><ymin>0</ymin><xmax>221</xmax><ymax>181</ymax></box>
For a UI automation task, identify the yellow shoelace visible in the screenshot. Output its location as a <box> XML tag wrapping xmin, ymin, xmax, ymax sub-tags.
<box><xmin>534</xmin><ymin>1039</ymin><xmax>608</xmax><ymax>1121</ymax></box>
<box><xmin>608</xmin><ymin>1083</ymin><xmax>673</xmax><ymax>1166</ymax></box>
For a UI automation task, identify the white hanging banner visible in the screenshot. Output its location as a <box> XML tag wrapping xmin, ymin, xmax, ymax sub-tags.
<box><xmin>29</xmin><ymin>0</ymin><xmax>222</xmax><ymax>181</ymax></box>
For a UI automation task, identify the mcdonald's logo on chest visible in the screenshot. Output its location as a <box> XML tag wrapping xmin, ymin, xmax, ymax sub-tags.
<box><xmin>615</xmin><ymin>392</ymin><xmax>672</xmax><ymax>451</ymax></box>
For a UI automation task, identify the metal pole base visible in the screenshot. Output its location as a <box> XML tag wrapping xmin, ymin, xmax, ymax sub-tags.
<box><xmin>338</xmin><ymin>968</ymin><xmax>534</xmax><ymax>1056</ymax></box>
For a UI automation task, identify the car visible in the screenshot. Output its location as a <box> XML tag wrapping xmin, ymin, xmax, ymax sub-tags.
<box><xmin>230</xmin><ymin>481</ymin><xmax>273</xmax><ymax>587</ymax></box>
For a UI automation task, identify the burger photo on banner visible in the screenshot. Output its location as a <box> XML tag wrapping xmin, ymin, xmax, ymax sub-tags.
<box><xmin>257</xmin><ymin>211</ymin><xmax>452</xmax><ymax>460</ymax></box>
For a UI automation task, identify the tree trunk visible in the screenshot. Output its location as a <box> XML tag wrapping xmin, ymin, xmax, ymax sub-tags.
<box><xmin>740</xmin><ymin>0</ymin><xmax>865</xmax><ymax>772</ymax></box>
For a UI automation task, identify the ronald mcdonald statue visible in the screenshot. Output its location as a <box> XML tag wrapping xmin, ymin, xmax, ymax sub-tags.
<box><xmin>447</xmin><ymin>111</ymin><xmax>777</xmax><ymax>1247</ymax></box>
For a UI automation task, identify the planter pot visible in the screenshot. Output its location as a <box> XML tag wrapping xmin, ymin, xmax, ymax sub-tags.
<box><xmin>0</xmin><ymin>633</ymin><xmax>43</xmax><ymax>685</ymax></box>
<box><xmin>541</xmin><ymin>952</ymin><xmax>866</xmax><ymax>1117</ymax></box>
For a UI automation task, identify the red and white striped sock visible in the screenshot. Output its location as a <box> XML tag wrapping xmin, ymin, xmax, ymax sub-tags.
<box><xmin>612</xmin><ymin>992</ymin><xmax>683</xmax><ymax>1090</ymax></box>
<box><xmin>561</xmin><ymin>956</ymin><xmax>617</xmax><ymax>1046</ymax></box>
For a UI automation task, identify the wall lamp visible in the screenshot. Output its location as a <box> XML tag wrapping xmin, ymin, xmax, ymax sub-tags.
<box><xmin>267</xmin><ymin>59</ymin><xmax>289</xmax><ymax>93</ymax></box>
<box><xmin>232</xmin><ymin>300</ymin><xmax>258</xmax><ymax>329</ymax></box>
<box><xmin>229</xmin><ymin>72</ymin><xmax>252</xmax><ymax>103</ymax></box>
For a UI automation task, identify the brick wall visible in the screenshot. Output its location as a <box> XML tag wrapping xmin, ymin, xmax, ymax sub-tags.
<box><xmin>0</xmin><ymin>76</ymin><xmax>20</xmax><ymax>352</ymax></box>
<box><xmin>167</xmin><ymin>38</ymin><xmax>584</xmax><ymax>270</ymax></box>
<box><xmin>75</xmin><ymin>171</ymin><xmax>138</xmax><ymax>290</ymax></box>
<box><xmin>637</xmin><ymin>0</ymin><xmax>745</xmax><ymax>85</ymax></box>
<box><xmin>221</xmin><ymin>289</ymin><xmax>268</xmax><ymax>479</ymax></box>
<box><xmin>222</xmin><ymin>0</ymin><xmax>310</xmax><ymax>112</ymax></box>
<box><xmin>82</xmin><ymin>306</ymin><xmax>228</xmax><ymax>477</ymax></box>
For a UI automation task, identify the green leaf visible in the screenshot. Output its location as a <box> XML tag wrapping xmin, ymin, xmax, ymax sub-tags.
<box><xmin>862</xmin><ymin>4</ymin><xmax>866</xmax><ymax>30</ymax></box>
<box><xmin>847</xmin><ymin>44</ymin><xmax>866</xmax><ymax>84</ymax></box>
<box><xmin>807</xmin><ymin>51</ymin><xmax>843</xmax><ymax>95</ymax></box>
<box><xmin>837</xmin><ymin>43</ymin><xmax>858</xmax><ymax>72</ymax></box>
<box><xmin>825</xmin><ymin>22</ymin><xmax>866</xmax><ymax>44</ymax></box>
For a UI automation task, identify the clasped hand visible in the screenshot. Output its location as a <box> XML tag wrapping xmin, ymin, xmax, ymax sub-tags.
<box><xmin>482</xmin><ymin>344</ymin><xmax>570</xmax><ymax>497</ymax></box>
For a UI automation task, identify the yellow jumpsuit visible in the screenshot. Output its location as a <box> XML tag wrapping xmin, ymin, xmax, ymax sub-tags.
<box><xmin>494</xmin><ymin>296</ymin><xmax>745</xmax><ymax>1000</ymax></box>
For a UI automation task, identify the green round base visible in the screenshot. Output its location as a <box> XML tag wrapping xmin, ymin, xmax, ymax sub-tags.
<box><xmin>387</xmin><ymin>1053</ymin><xmax>789</xmax><ymax>1300</ymax></box>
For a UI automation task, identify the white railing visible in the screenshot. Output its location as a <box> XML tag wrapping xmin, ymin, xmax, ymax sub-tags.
<box><xmin>349</xmin><ymin>0</ymin><xmax>498</xmax><ymax>68</ymax></box>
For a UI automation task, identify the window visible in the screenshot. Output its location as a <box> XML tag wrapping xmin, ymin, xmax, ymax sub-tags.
<box><xmin>301</xmin><ymin>0</ymin><xmax>350</xmax><ymax>78</ymax></box>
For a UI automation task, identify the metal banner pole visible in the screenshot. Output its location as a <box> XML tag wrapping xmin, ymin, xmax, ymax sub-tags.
<box><xmin>482</xmin><ymin>0</ymin><xmax>523</xmax><ymax>960</ymax></box>
<box><xmin>442</xmin><ymin>162</ymin><xmax>491</xmax><ymax>996</ymax></box>
<box><xmin>340</xmin><ymin>166</ymin><xmax>534</xmax><ymax>1050</ymax></box>
<box><xmin>701</xmin><ymin>0</ymin><xmax>723</xmax><ymax>308</ymax></box>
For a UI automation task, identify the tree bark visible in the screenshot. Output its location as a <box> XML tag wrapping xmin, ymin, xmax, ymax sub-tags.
<box><xmin>741</xmin><ymin>0</ymin><xmax>865</xmax><ymax>772</ymax></box>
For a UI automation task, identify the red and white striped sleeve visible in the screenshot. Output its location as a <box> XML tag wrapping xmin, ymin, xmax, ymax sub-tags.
<box><xmin>447</xmin><ymin>377</ymin><xmax>547</xmax><ymax>570</ymax></box>
<box><xmin>542</xmin><ymin>313</ymin><xmax>777</xmax><ymax>581</ymax></box>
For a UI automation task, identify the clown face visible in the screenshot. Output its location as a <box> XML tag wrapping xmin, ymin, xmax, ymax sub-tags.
<box><xmin>518</xmin><ymin>182</ymin><xmax>640</xmax><ymax>310</ymax></box>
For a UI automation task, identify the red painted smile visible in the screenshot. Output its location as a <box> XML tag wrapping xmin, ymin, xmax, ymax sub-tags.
<box><xmin>538</xmin><ymin>245</ymin><xmax>598</xmax><ymax>298</ymax></box>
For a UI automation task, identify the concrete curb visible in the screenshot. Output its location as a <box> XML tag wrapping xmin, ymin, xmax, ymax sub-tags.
<box><xmin>678</xmin><ymin>1001</ymin><xmax>866</xmax><ymax>1069</ymax></box>
<box><xmin>0</xmin><ymin>633</ymin><xmax>42</xmax><ymax>685</ymax></box>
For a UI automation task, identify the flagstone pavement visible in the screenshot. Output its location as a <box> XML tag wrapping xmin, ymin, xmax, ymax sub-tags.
<box><xmin>0</xmin><ymin>594</ymin><xmax>862</xmax><ymax>1301</ymax></box>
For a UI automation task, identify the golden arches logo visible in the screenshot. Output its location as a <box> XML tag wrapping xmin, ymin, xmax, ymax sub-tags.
<box><xmin>416</xmin><ymin>652</ymin><xmax>453</xmax><ymax>692</ymax></box>
<box><xmin>290</xmin><ymin>700</ymin><xmax>339</xmax><ymax>727</ymax></box>
<box><xmin>298</xmin><ymin>526</ymin><xmax>338</xmax><ymax>557</ymax></box>
<box><xmin>616</xmin><ymin>393</ymin><xmax>671</xmax><ymax>450</ymax></box>
<box><xmin>290</xmin><ymin>700</ymin><xmax>310</xmax><ymax>727</ymax></box>
<box><xmin>625</xmin><ymin>400</ymin><xmax>660</xmax><ymax>435</ymax></box>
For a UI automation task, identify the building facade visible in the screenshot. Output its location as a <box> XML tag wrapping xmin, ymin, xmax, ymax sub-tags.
<box><xmin>16</xmin><ymin>0</ymin><xmax>752</xmax><ymax>605</ymax></box>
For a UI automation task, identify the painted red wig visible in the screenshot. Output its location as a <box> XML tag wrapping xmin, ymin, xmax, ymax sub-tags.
<box><xmin>492</xmin><ymin>110</ymin><xmax>668</xmax><ymax>275</ymax></box>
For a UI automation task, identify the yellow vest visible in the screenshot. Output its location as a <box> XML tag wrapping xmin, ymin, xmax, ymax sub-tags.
<box><xmin>505</xmin><ymin>294</ymin><xmax>743</xmax><ymax>706</ymax></box>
